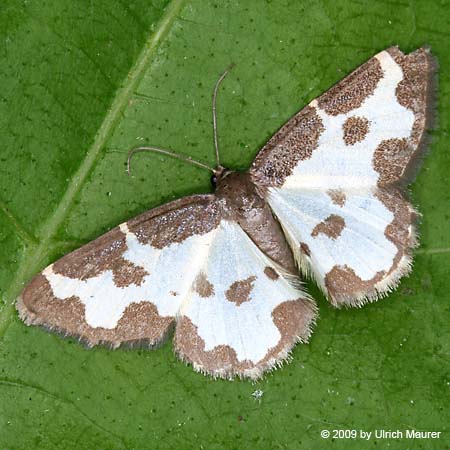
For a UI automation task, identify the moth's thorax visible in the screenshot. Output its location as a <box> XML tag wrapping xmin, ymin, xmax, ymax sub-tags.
<box><xmin>215</xmin><ymin>170</ymin><xmax>296</xmax><ymax>274</ymax></box>
<box><xmin>215</xmin><ymin>171</ymin><xmax>265</xmax><ymax>217</ymax></box>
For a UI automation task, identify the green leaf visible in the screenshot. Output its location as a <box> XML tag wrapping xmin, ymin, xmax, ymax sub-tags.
<box><xmin>1</xmin><ymin>0</ymin><xmax>449</xmax><ymax>448</ymax></box>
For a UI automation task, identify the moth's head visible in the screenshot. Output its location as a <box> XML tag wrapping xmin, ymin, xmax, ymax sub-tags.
<box><xmin>211</xmin><ymin>165</ymin><xmax>233</xmax><ymax>188</ymax></box>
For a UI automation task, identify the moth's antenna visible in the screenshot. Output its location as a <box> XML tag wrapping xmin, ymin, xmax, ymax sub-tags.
<box><xmin>126</xmin><ymin>146</ymin><xmax>216</xmax><ymax>176</ymax></box>
<box><xmin>212</xmin><ymin>63</ymin><xmax>235</xmax><ymax>167</ymax></box>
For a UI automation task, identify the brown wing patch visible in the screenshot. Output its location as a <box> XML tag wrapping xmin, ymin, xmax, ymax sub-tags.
<box><xmin>264</xmin><ymin>267</ymin><xmax>279</xmax><ymax>280</ymax></box>
<box><xmin>326</xmin><ymin>189</ymin><xmax>346</xmax><ymax>207</ymax></box>
<box><xmin>251</xmin><ymin>106</ymin><xmax>324</xmax><ymax>186</ymax></box>
<box><xmin>51</xmin><ymin>226</ymin><xmax>126</xmax><ymax>279</ymax></box>
<box><xmin>374</xmin><ymin>47</ymin><xmax>436</xmax><ymax>185</ymax></box>
<box><xmin>325</xmin><ymin>265</ymin><xmax>384</xmax><ymax>306</ymax></box>
<box><xmin>193</xmin><ymin>272</ymin><xmax>215</xmax><ymax>298</ymax></box>
<box><xmin>53</xmin><ymin>227</ymin><xmax>147</xmax><ymax>288</ymax></box>
<box><xmin>112</xmin><ymin>260</ymin><xmax>148</xmax><ymax>288</ymax></box>
<box><xmin>225</xmin><ymin>276</ymin><xmax>256</xmax><ymax>306</ymax></box>
<box><xmin>311</xmin><ymin>215</ymin><xmax>345</xmax><ymax>240</ymax></box>
<box><xmin>17</xmin><ymin>274</ymin><xmax>174</xmax><ymax>348</ymax></box>
<box><xmin>174</xmin><ymin>299</ymin><xmax>316</xmax><ymax>379</ymax></box>
<box><xmin>342</xmin><ymin>116</ymin><xmax>370</xmax><ymax>145</ymax></box>
<box><xmin>389</xmin><ymin>47</ymin><xmax>433</xmax><ymax>124</ymax></box>
<box><xmin>271</xmin><ymin>299</ymin><xmax>316</xmax><ymax>349</ymax></box>
<box><xmin>127</xmin><ymin>195</ymin><xmax>220</xmax><ymax>248</ymax></box>
<box><xmin>317</xmin><ymin>57</ymin><xmax>383</xmax><ymax>115</ymax></box>
<box><xmin>373</xmin><ymin>138</ymin><xmax>410</xmax><ymax>185</ymax></box>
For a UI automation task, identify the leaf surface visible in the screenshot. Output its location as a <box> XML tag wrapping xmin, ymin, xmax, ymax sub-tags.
<box><xmin>1</xmin><ymin>0</ymin><xmax>449</xmax><ymax>448</ymax></box>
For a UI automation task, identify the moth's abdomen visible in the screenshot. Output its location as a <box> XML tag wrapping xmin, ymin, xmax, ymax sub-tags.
<box><xmin>216</xmin><ymin>171</ymin><xmax>297</xmax><ymax>274</ymax></box>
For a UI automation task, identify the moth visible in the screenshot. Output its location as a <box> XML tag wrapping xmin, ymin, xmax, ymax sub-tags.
<box><xmin>17</xmin><ymin>47</ymin><xmax>435</xmax><ymax>379</ymax></box>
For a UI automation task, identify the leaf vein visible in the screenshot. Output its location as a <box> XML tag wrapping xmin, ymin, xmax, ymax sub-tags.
<box><xmin>0</xmin><ymin>198</ymin><xmax>38</xmax><ymax>246</ymax></box>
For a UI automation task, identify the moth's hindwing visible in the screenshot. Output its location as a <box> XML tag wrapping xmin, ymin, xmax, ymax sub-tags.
<box><xmin>251</xmin><ymin>46</ymin><xmax>436</xmax><ymax>306</ymax></box>
<box><xmin>18</xmin><ymin>195</ymin><xmax>316</xmax><ymax>379</ymax></box>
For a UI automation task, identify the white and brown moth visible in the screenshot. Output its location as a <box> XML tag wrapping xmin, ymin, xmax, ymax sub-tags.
<box><xmin>17</xmin><ymin>47</ymin><xmax>436</xmax><ymax>379</ymax></box>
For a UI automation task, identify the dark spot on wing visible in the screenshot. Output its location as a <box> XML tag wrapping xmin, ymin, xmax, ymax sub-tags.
<box><xmin>264</xmin><ymin>267</ymin><xmax>279</xmax><ymax>280</ymax></box>
<box><xmin>193</xmin><ymin>272</ymin><xmax>214</xmax><ymax>298</ymax></box>
<box><xmin>225</xmin><ymin>276</ymin><xmax>257</xmax><ymax>306</ymax></box>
